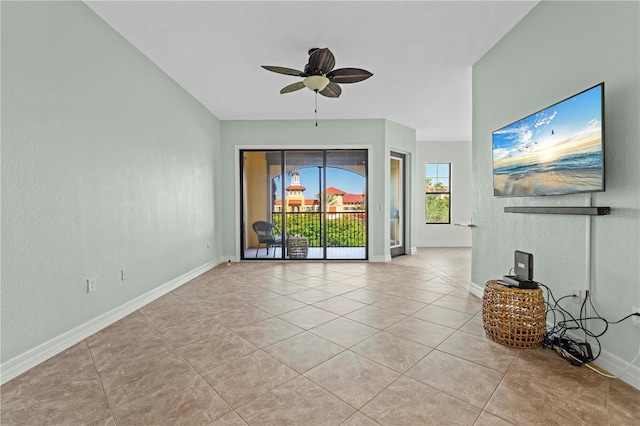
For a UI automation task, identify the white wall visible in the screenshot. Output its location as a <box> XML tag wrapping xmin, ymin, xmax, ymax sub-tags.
<box><xmin>415</xmin><ymin>141</ymin><xmax>472</xmax><ymax>247</ymax></box>
<box><xmin>1</xmin><ymin>2</ymin><xmax>221</xmax><ymax>375</ymax></box>
<box><xmin>472</xmin><ymin>1</ymin><xmax>639</xmax><ymax>386</ymax></box>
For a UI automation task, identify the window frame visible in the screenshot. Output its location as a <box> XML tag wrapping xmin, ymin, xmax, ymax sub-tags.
<box><xmin>425</xmin><ymin>163</ymin><xmax>451</xmax><ymax>224</ymax></box>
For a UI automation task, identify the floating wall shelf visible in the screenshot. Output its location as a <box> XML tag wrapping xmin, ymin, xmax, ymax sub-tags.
<box><xmin>504</xmin><ymin>206</ymin><xmax>610</xmax><ymax>216</ymax></box>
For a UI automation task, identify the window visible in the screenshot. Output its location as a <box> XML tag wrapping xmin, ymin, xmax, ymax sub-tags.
<box><xmin>425</xmin><ymin>163</ymin><xmax>451</xmax><ymax>224</ymax></box>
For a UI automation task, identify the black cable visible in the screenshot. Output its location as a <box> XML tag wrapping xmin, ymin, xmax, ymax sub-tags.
<box><xmin>536</xmin><ymin>282</ymin><xmax>635</xmax><ymax>367</ymax></box>
<box><xmin>608</xmin><ymin>313</ymin><xmax>638</xmax><ymax>324</ymax></box>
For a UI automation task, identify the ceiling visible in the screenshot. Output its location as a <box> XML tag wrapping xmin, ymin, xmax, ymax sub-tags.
<box><xmin>85</xmin><ymin>1</ymin><xmax>538</xmax><ymax>142</ymax></box>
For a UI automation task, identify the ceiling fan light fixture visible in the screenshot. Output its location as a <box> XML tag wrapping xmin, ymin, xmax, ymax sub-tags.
<box><xmin>263</xmin><ymin>48</ymin><xmax>371</xmax><ymax>100</ymax></box>
<box><xmin>303</xmin><ymin>75</ymin><xmax>330</xmax><ymax>92</ymax></box>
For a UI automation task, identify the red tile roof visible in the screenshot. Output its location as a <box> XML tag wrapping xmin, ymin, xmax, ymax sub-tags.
<box><xmin>426</xmin><ymin>186</ymin><xmax>450</xmax><ymax>192</ymax></box>
<box><xmin>343</xmin><ymin>194</ymin><xmax>364</xmax><ymax>204</ymax></box>
<box><xmin>325</xmin><ymin>186</ymin><xmax>346</xmax><ymax>195</ymax></box>
<box><xmin>286</xmin><ymin>185</ymin><xmax>306</xmax><ymax>191</ymax></box>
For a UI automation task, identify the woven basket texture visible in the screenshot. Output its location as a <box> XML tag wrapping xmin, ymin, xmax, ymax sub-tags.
<box><xmin>482</xmin><ymin>280</ymin><xmax>546</xmax><ymax>348</ymax></box>
<box><xmin>287</xmin><ymin>237</ymin><xmax>308</xmax><ymax>259</ymax></box>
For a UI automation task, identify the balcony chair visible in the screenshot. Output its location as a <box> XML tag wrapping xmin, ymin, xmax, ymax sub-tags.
<box><xmin>252</xmin><ymin>221</ymin><xmax>287</xmax><ymax>258</ymax></box>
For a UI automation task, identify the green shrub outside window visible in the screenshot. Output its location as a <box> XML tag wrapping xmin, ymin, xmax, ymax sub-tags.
<box><xmin>426</xmin><ymin>163</ymin><xmax>451</xmax><ymax>224</ymax></box>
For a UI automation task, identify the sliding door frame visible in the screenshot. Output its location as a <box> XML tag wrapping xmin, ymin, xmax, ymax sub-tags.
<box><xmin>238</xmin><ymin>147</ymin><xmax>370</xmax><ymax>261</ymax></box>
<box><xmin>390</xmin><ymin>151</ymin><xmax>406</xmax><ymax>258</ymax></box>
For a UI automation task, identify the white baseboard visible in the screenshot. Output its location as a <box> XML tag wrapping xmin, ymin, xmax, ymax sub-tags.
<box><xmin>408</xmin><ymin>247</ymin><xmax>418</xmax><ymax>255</ymax></box>
<box><xmin>556</xmin><ymin>325</ymin><xmax>640</xmax><ymax>390</ymax></box>
<box><xmin>417</xmin><ymin>241</ymin><xmax>471</xmax><ymax>248</ymax></box>
<box><xmin>592</xmin><ymin>348</ymin><xmax>640</xmax><ymax>390</ymax></box>
<box><xmin>469</xmin><ymin>281</ymin><xmax>639</xmax><ymax>390</ymax></box>
<box><xmin>370</xmin><ymin>254</ymin><xmax>392</xmax><ymax>262</ymax></box>
<box><xmin>0</xmin><ymin>258</ymin><xmax>220</xmax><ymax>385</ymax></box>
<box><xmin>469</xmin><ymin>281</ymin><xmax>484</xmax><ymax>299</ymax></box>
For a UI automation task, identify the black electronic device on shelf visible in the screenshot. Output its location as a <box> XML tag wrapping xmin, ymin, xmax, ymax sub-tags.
<box><xmin>500</xmin><ymin>250</ymin><xmax>538</xmax><ymax>289</ymax></box>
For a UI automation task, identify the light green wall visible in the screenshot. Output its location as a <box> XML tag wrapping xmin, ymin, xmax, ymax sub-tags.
<box><xmin>0</xmin><ymin>0</ymin><xmax>417</xmax><ymax>372</ymax></box>
<box><xmin>1</xmin><ymin>1</ymin><xmax>221</xmax><ymax>362</ymax></box>
<box><xmin>473</xmin><ymin>1</ymin><xmax>639</xmax><ymax>369</ymax></box>
<box><xmin>220</xmin><ymin>119</ymin><xmax>416</xmax><ymax>260</ymax></box>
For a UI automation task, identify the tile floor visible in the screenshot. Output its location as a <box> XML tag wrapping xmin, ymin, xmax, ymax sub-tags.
<box><xmin>2</xmin><ymin>248</ymin><xmax>638</xmax><ymax>425</ymax></box>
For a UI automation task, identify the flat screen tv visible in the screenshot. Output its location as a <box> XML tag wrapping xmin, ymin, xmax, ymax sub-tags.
<box><xmin>492</xmin><ymin>83</ymin><xmax>604</xmax><ymax>197</ymax></box>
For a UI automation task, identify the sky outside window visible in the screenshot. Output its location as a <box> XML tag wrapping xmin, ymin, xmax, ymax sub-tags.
<box><xmin>274</xmin><ymin>167</ymin><xmax>366</xmax><ymax>197</ymax></box>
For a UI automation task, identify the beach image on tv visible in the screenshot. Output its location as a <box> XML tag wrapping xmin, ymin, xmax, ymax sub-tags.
<box><xmin>492</xmin><ymin>85</ymin><xmax>603</xmax><ymax>197</ymax></box>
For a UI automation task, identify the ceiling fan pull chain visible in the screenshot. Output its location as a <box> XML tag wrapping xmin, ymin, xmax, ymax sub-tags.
<box><xmin>315</xmin><ymin>90</ymin><xmax>318</xmax><ymax>126</ymax></box>
<box><xmin>261</xmin><ymin>48</ymin><xmax>373</xmax><ymax>127</ymax></box>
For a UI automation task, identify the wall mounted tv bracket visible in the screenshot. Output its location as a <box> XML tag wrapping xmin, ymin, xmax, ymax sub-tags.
<box><xmin>504</xmin><ymin>206</ymin><xmax>610</xmax><ymax>216</ymax></box>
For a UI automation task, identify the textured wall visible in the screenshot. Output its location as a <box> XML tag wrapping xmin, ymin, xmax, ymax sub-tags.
<box><xmin>1</xmin><ymin>2</ymin><xmax>221</xmax><ymax>362</ymax></box>
<box><xmin>415</xmin><ymin>141</ymin><xmax>472</xmax><ymax>247</ymax></box>
<box><xmin>473</xmin><ymin>2</ymin><xmax>639</xmax><ymax>366</ymax></box>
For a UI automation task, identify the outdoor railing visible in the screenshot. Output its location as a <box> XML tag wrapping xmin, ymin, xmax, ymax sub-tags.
<box><xmin>272</xmin><ymin>212</ymin><xmax>366</xmax><ymax>247</ymax></box>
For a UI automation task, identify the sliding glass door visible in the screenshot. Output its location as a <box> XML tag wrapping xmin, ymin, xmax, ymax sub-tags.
<box><xmin>325</xmin><ymin>150</ymin><xmax>367</xmax><ymax>259</ymax></box>
<box><xmin>241</xmin><ymin>149</ymin><xmax>367</xmax><ymax>260</ymax></box>
<box><xmin>283</xmin><ymin>151</ymin><xmax>324</xmax><ymax>259</ymax></box>
<box><xmin>390</xmin><ymin>152</ymin><xmax>405</xmax><ymax>257</ymax></box>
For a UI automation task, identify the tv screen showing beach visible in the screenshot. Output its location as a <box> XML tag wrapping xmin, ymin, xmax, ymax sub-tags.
<box><xmin>493</xmin><ymin>83</ymin><xmax>604</xmax><ymax>197</ymax></box>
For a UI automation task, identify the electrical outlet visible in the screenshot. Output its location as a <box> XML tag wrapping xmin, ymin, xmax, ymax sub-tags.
<box><xmin>632</xmin><ymin>306</ymin><xmax>640</xmax><ymax>328</ymax></box>
<box><xmin>121</xmin><ymin>269</ymin><xmax>127</xmax><ymax>281</ymax></box>
<box><xmin>87</xmin><ymin>278</ymin><xmax>96</xmax><ymax>293</ymax></box>
<box><xmin>572</xmin><ymin>288</ymin><xmax>582</xmax><ymax>304</ymax></box>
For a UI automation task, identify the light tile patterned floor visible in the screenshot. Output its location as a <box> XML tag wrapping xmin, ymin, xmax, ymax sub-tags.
<box><xmin>2</xmin><ymin>248</ymin><xmax>639</xmax><ymax>425</ymax></box>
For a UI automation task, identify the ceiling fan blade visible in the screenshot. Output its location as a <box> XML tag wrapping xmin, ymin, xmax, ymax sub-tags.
<box><xmin>280</xmin><ymin>81</ymin><xmax>305</xmax><ymax>94</ymax></box>
<box><xmin>319</xmin><ymin>82</ymin><xmax>341</xmax><ymax>98</ymax></box>
<box><xmin>307</xmin><ymin>48</ymin><xmax>336</xmax><ymax>75</ymax></box>
<box><xmin>262</xmin><ymin>66</ymin><xmax>305</xmax><ymax>77</ymax></box>
<box><xmin>327</xmin><ymin>68</ymin><xmax>373</xmax><ymax>84</ymax></box>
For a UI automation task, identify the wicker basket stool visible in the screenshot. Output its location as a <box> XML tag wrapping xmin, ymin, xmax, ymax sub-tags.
<box><xmin>287</xmin><ymin>236</ymin><xmax>309</xmax><ymax>259</ymax></box>
<box><xmin>482</xmin><ymin>280</ymin><xmax>546</xmax><ymax>348</ymax></box>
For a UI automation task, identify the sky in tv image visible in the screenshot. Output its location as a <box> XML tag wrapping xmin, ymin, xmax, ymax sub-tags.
<box><xmin>493</xmin><ymin>85</ymin><xmax>603</xmax><ymax>196</ymax></box>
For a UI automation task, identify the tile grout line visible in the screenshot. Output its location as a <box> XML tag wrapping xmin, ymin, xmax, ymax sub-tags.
<box><xmin>85</xmin><ymin>338</ymin><xmax>119</xmax><ymax>425</ymax></box>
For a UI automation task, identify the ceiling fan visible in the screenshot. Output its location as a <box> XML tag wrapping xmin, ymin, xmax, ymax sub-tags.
<box><xmin>262</xmin><ymin>48</ymin><xmax>373</xmax><ymax>98</ymax></box>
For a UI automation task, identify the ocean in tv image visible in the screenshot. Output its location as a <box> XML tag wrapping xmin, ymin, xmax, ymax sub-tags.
<box><xmin>493</xmin><ymin>84</ymin><xmax>604</xmax><ymax>197</ymax></box>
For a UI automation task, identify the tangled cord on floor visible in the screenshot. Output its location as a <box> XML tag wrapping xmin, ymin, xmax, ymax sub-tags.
<box><xmin>539</xmin><ymin>283</ymin><xmax>640</xmax><ymax>377</ymax></box>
